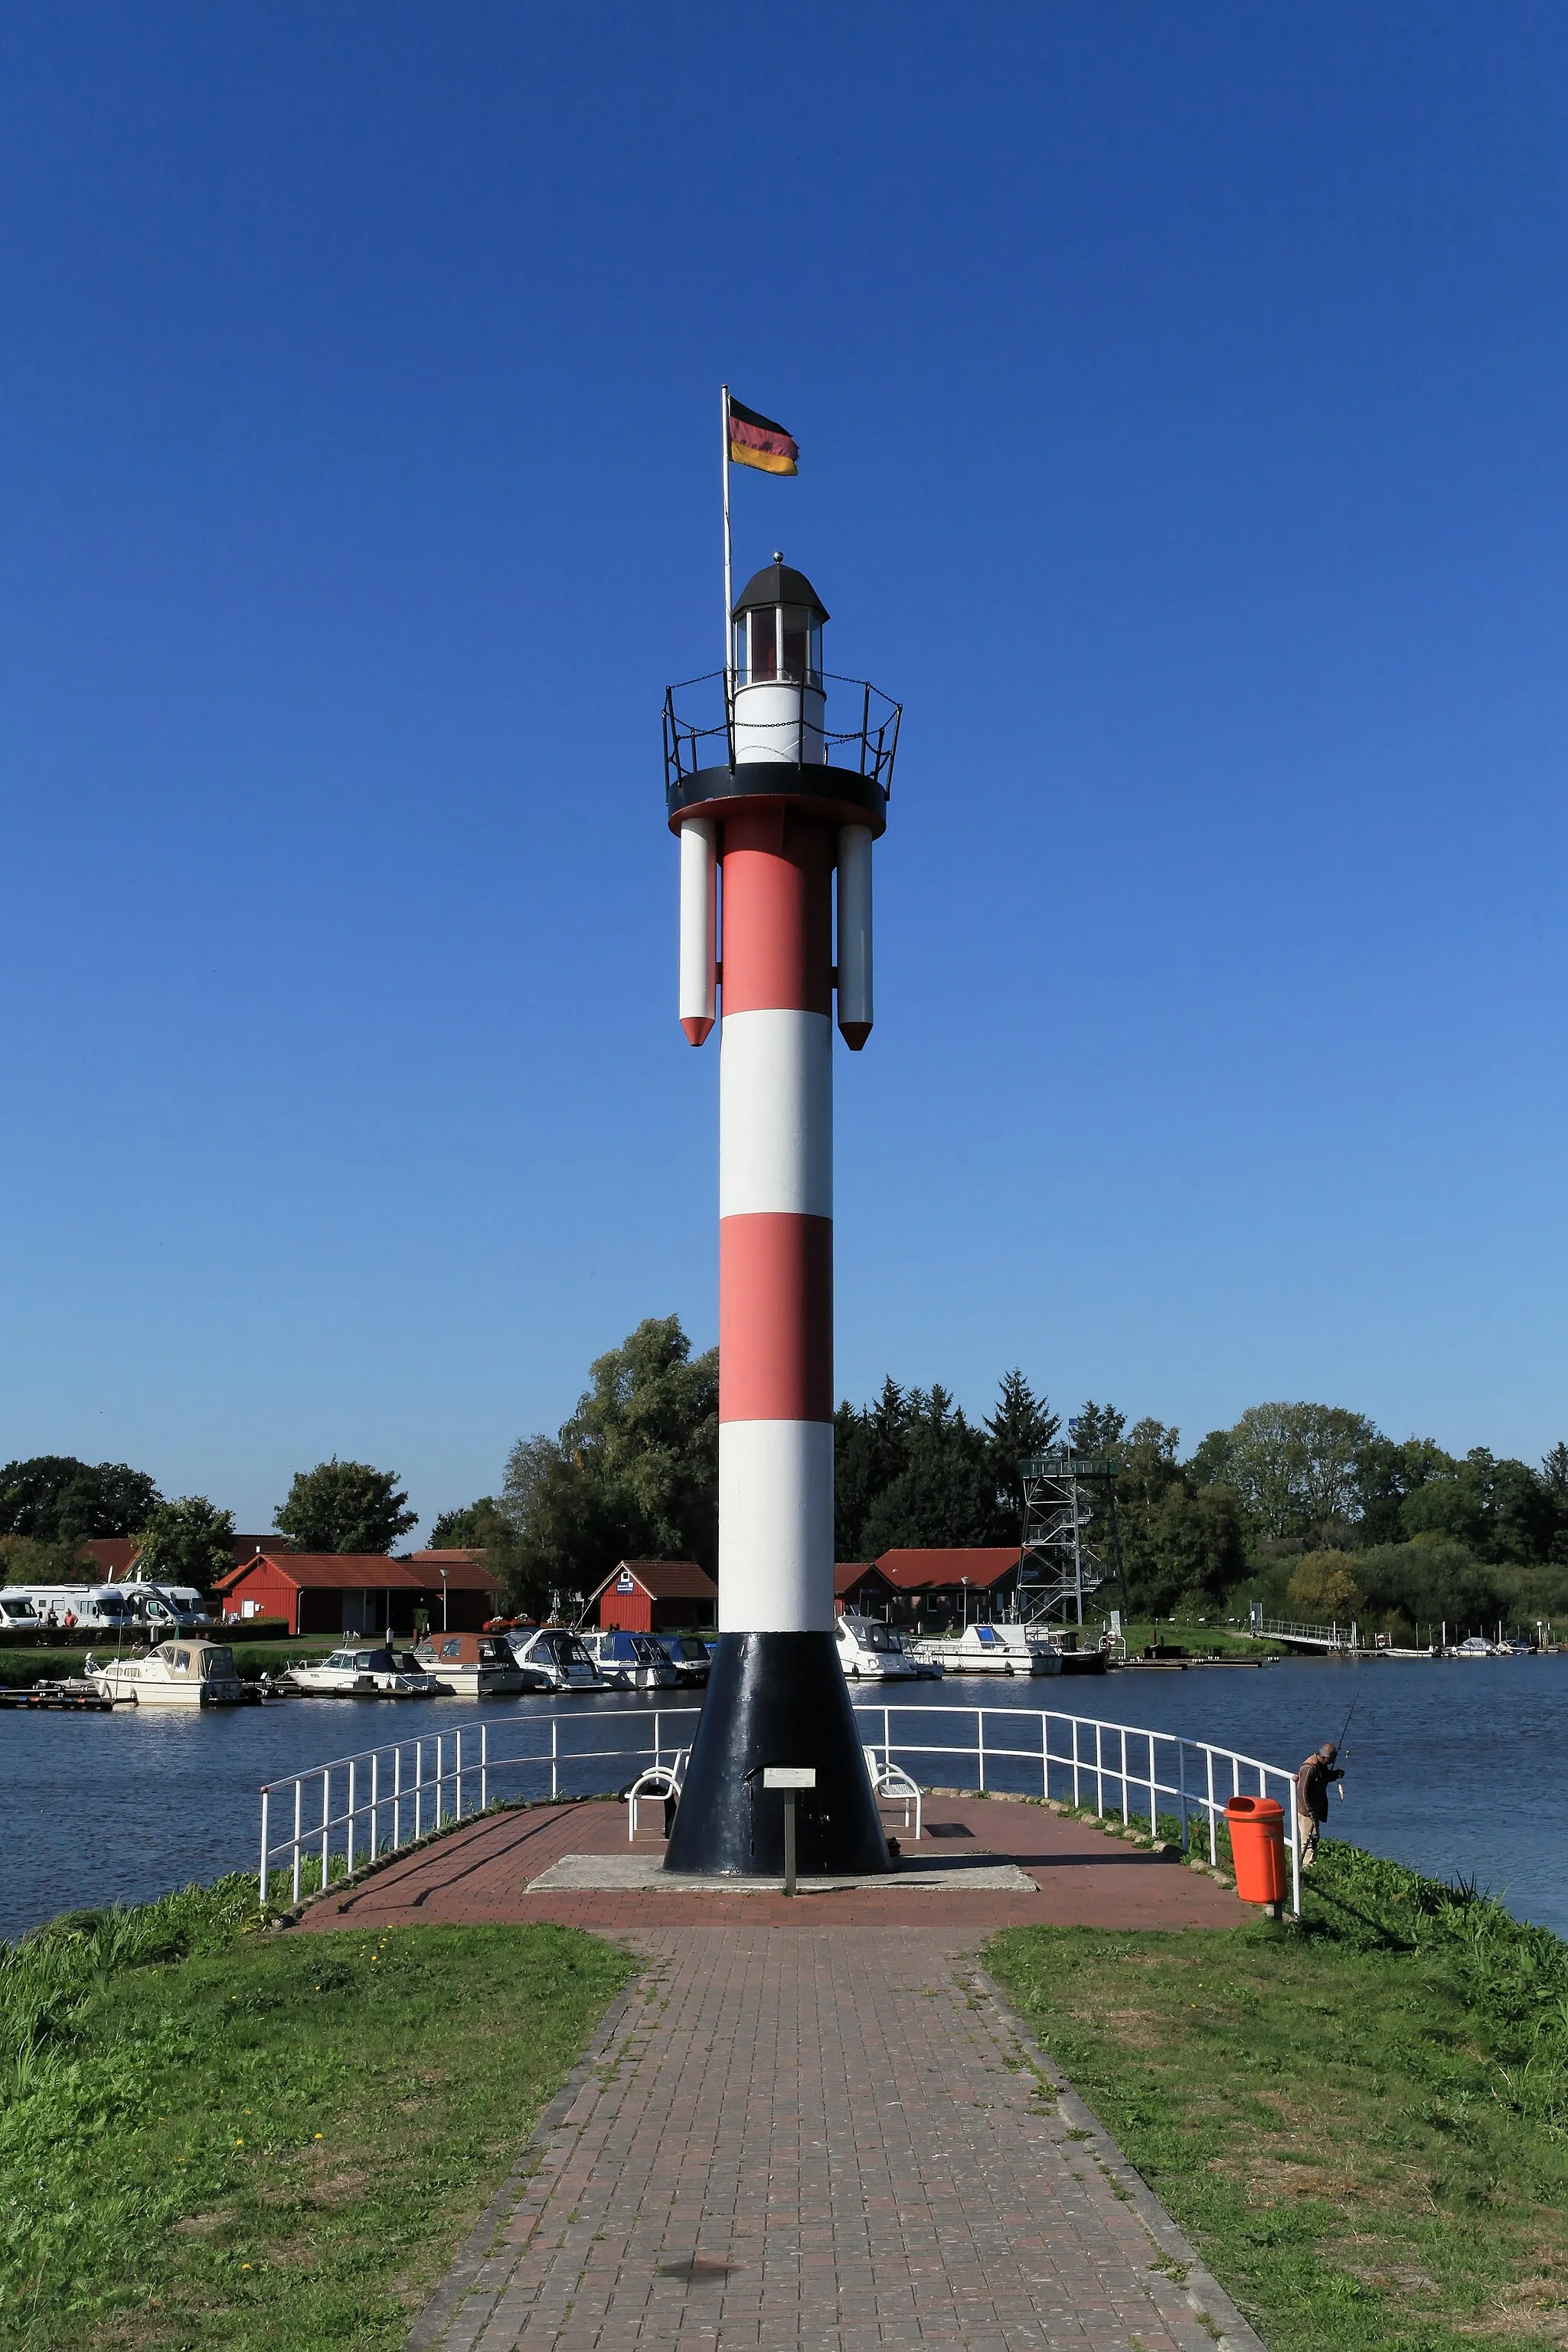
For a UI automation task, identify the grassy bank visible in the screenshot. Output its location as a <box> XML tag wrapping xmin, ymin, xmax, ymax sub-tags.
<box><xmin>1</xmin><ymin>1877</ymin><xmax>635</xmax><ymax>2348</ymax></box>
<box><xmin>1095</xmin><ymin>1615</ymin><xmax>1286</xmax><ymax>1660</ymax></box>
<box><xmin>988</xmin><ymin>1842</ymin><xmax>1568</xmax><ymax>2352</ymax></box>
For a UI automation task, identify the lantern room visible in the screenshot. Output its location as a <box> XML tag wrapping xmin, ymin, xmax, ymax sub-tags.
<box><xmin>730</xmin><ymin>555</ymin><xmax>828</xmax><ymax>764</ymax></box>
<box><xmin>732</xmin><ymin>555</ymin><xmax>826</xmax><ymax>686</ymax></box>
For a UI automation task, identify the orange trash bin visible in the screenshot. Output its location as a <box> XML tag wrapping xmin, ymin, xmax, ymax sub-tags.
<box><xmin>1225</xmin><ymin>1794</ymin><xmax>1286</xmax><ymax>1909</ymax></box>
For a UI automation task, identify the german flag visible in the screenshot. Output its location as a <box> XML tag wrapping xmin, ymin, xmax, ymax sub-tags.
<box><xmin>728</xmin><ymin>397</ymin><xmax>798</xmax><ymax>476</ymax></box>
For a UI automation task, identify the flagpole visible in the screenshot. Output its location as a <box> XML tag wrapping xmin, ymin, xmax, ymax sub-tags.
<box><xmin>721</xmin><ymin>384</ymin><xmax>733</xmax><ymax>694</ymax></box>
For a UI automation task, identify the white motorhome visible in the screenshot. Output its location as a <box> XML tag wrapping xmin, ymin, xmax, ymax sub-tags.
<box><xmin>6</xmin><ymin>1586</ymin><xmax>142</xmax><ymax>1633</ymax></box>
<box><xmin>116</xmin><ymin>1583</ymin><xmax>214</xmax><ymax>1631</ymax></box>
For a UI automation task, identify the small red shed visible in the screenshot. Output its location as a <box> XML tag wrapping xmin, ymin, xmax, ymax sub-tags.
<box><xmin>586</xmin><ymin>1560</ymin><xmax>718</xmax><ymax>1633</ymax></box>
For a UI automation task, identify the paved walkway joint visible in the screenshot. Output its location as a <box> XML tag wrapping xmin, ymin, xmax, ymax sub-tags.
<box><xmin>404</xmin><ymin>1922</ymin><xmax>1265</xmax><ymax>2352</ymax></box>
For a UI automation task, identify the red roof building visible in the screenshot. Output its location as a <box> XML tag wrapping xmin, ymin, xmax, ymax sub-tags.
<box><xmin>873</xmin><ymin>1547</ymin><xmax>1023</xmax><ymax>1625</ymax></box>
<box><xmin>585</xmin><ymin>1560</ymin><xmax>718</xmax><ymax>1633</ymax></box>
<box><xmin>211</xmin><ymin>1551</ymin><xmax>501</xmax><ymax>1637</ymax></box>
<box><xmin>834</xmin><ymin>1561</ymin><xmax>898</xmax><ymax>1616</ymax></box>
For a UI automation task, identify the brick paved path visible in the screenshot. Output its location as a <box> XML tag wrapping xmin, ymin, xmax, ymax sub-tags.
<box><xmin>304</xmin><ymin>1795</ymin><xmax>1239</xmax><ymax>1938</ymax></box>
<box><xmin>404</xmin><ymin>1922</ymin><xmax>1263</xmax><ymax>2352</ymax></box>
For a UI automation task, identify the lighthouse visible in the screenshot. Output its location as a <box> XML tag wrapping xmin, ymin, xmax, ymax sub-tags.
<box><xmin>662</xmin><ymin>555</ymin><xmax>900</xmax><ymax>1877</ymax></box>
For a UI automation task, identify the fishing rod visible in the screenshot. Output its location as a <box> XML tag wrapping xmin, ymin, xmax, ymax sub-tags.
<box><xmin>1332</xmin><ymin>1683</ymin><xmax>1362</xmax><ymax>1800</ymax></box>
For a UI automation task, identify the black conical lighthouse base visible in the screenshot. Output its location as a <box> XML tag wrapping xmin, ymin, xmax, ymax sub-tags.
<box><xmin>663</xmin><ymin>1632</ymin><xmax>893</xmax><ymax>1878</ymax></box>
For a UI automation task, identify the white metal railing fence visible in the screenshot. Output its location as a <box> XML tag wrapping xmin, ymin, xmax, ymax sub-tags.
<box><xmin>256</xmin><ymin>1701</ymin><xmax>1302</xmax><ymax>1916</ymax></box>
<box><xmin>257</xmin><ymin>1708</ymin><xmax>700</xmax><ymax>1909</ymax></box>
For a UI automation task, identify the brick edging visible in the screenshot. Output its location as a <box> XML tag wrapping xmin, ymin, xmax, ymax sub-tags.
<box><xmin>970</xmin><ymin>1965</ymin><xmax>1269</xmax><ymax>2352</ymax></box>
<box><xmin>403</xmin><ymin>1961</ymin><xmax>652</xmax><ymax>2351</ymax></box>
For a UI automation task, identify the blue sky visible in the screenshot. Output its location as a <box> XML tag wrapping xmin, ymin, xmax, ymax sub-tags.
<box><xmin>2</xmin><ymin>4</ymin><xmax>1566</xmax><ymax>1535</ymax></box>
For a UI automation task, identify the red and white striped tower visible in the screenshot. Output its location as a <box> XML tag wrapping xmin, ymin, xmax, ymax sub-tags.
<box><xmin>662</xmin><ymin>559</ymin><xmax>898</xmax><ymax>1877</ymax></box>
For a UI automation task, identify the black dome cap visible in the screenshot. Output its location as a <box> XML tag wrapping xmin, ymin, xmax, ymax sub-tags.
<box><xmin>732</xmin><ymin>559</ymin><xmax>828</xmax><ymax>622</ymax></box>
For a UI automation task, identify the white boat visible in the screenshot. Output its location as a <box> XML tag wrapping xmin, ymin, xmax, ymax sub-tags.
<box><xmin>505</xmin><ymin>1626</ymin><xmax>608</xmax><ymax>1692</ymax></box>
<box><xmin>579</xmin><ymin>1630</ymin><xmax>679</xmax><ymax>1690</ymax></box>
<box><xmin>90</xmin><ymin>1638</ymin><xmax>248</xmax><ymax>1707</ymax></box>
<box><xmin>288</xmin><ymin>1644</ymin><xmax>440</xmax><ymax>1697</ymax></box>
<box><xmin>835</xmin><ymin>1613</ymin><xmax>922</xmax><ymax>1681</ymax></box>
<box><xmin>412</xmin><ymin>1631</ymin><xmax>527</xmax><ymax>1697</ymax></box>
<box><xmin>1452</xmin><ymin>1635</ymin><xmax>1501</xmax><ymax>1659</ymax></box>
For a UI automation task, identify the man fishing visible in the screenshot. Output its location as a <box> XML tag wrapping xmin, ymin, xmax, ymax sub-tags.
<box><xmin>1294</xmin><ymin>1742</ymin><xmax>1344</xmax><ymax>1869</ymax></box>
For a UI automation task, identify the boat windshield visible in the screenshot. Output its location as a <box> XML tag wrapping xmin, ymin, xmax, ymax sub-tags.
<box><xmin>201</xmin><ymin>1648</ymin><xmax>236</xmax><ymax>1675</ymax></box>
<box><xmin>632</xmin><ymin>1638</ymin><xmax>666</xmax><ymax>1664</ymax></box>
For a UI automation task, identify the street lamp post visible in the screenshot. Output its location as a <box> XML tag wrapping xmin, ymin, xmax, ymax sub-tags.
<box><xmin>439</xmin><ymin>1566</ymin><xmax>449</xmax><ymax>1634</ymax></box>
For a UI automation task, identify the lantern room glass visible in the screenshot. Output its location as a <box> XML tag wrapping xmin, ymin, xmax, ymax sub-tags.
<box><xmin>734</xmin><ymin>607</ymin><xmax>824</xmax><ymax>687</ymax></box>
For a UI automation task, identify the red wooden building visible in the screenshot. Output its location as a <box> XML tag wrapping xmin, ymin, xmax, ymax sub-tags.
<box><xmin>834</xmin><ymin>1561</ymin><xmax>899</xmax><ymax>1617</ymax></box>
<box><xmin>586</xmin><ymin>1560</ymin><xmax>718</xmax><ymax>1633</ymax></box>
<box><xmin>211</xmin><ymin>1550</ymin><xmax>501</xmax><ymax>1637</ymax></box>
<box><xmin>874</xmin><ymin>1547</ymin><xmax>1023</xmax><ymax>1625</ymax></box>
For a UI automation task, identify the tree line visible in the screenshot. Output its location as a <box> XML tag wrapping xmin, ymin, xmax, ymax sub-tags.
<box><xmin>447</xmin><ymin>1323</ymin><xmax>1568</xmax><ymax>1638</ymax></box>
<box><xmin>0</xmin><ymin>1456</ymin><xmax>417</xmax><ymax>1589</ymax></box>
<box><xmin>8</xmin><ymin>1323</ymin><xmax>1566</xmax><ymax>1639</ymax></box>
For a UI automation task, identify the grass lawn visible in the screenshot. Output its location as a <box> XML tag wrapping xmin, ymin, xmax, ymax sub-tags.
<box><xmin>988</xmin><ymin>1841</ymin><xmax>1568</xmax><ymax>2352</ymax></box>
<box><xmin>1</xmin><ymin>1878</ymin><xmax>635</xmax><ymax>2349</ymax></box>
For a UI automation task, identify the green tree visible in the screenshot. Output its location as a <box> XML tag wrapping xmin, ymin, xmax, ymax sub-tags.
<box><xmin>1203</xmin><ymin>1403</ymin><xmax>1375</xmax><ymax>1542</ymax></box>
<box><xmin>427</xmin><ymin>1496</ymin><xmax>535</xmax><ymax>1616</ymax></box>
<box><xmin>132</xmin><ymin>1496</ymin><xmax>237</xmax><ymax>1589</ymax></box>
<box><xmin>982</xmin><ymin>1370</ymin><xmax>1060</xmax><ymax>1537</ymax></box>
<box><xmin>0</xmin><ymin>1533</ymin><xmax>91</xmax><ymax>1586</ymax></box>
<box><xmin>857</xmin><ymin>1387</ymin><xmax>995</xmax><ymax>1556</ymax></box>
<box><xmin>1286</xmin><ymin>1550</ymin><xmax>1364</xmax><ymax>1622</ymax></box>
<box><xmin>501</xmin><ymin>1316</ymin><xmax>719</xmax><ymax>1612</ymax></box>
<box><xmin>1114</xmin><ymin>1421</ymin><xmax>1244</xmax><ymax>1612</ymax></box>
<box><xmin>1070</xmin><ymin>1403</ymin><xmax>1127</xmax><ymax>1457</ymax></box>
<box><xmin>274</xmin><ymin>1460</ymin><xmax>417</xmax><ymax>1555</ymax></box>
<box><xmin>0</xmin><ymin>1456</ymin><xmax>162</xmax><ymax>1544</ymax></box>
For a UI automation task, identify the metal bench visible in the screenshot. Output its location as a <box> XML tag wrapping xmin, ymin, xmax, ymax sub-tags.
<box><xmin>624</xmin><ymin>1749</ymin><xmax>690</xmax><ymax>1840</ymax></box>
<box><xmin>863</xmin><ymin>1746</ymin><xmax>922</xmax><ymax>1841</ymax></box>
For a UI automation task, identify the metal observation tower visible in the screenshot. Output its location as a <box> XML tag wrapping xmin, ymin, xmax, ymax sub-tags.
<box><xmin>660</xmin><ymin>556</ymin><xmax>902</xmax><ymax>1879</ymax></box>
<box><xmin>1017</xmin><ymin>1451</ymin><xmax>1128</xmax><ymax>1628</ymax></box>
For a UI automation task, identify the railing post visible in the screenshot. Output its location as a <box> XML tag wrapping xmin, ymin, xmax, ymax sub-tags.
<box><xmin>1148</xmin><ymin>1732</ymin><xmax>1157</xmax><ymax>1834</ymax></box>
<box><xmin>1072</xmin><ymin>1718</ymin><xmax>1081</xmax><ymax>1808</ymax></box>
<box><xmin>292</xmin><ymin>1775</ymin><xmax>302</xmax><ymax>1907</ymax></box>
<box><xmin>480</xmin><ymin>1720</ymin><xmax>488</xmax><ymax>1813</ymax></box>
<box><xmin>551</xmin><ymin>1715</ymin><xmax>559</xmax><ymax>1802</ymax></box>
<box><xmin>371</xmin><ymin>1748</ymin><xmax>381</xmax><ymax>1857</ymax></box>
<box><xmin>394</xmin><ymin>1743</ymin><xmax>404</xmax><ymax>1849</ymax></box>
<box><xmin>260</xmin><ymin>1786</ymin><xmax>270</xmax><ymax>1911</ymax></box>
<box><xmin>1288</xmin><ymin>1781</ymin><xmax>1302</xmax><ymax>1917</ymax></box>
<box><xmin>1206</xmin><ymin>1746</ymin><xmax>1217</xmax><ymax>1864</ymax></box>
<box><xmin>977</xmin><ymin>1709</ymin><xmax>986</xmax><ymax>1792</ymax></box>
<box><xmin>1040</xmin><ymin>1712</ymin><xmax>1049</xmax><ymax>1801</ymax></box>
<box><xmin>321</xmin><ymin>1766</ymin><xmax>331</xmax><ymax>1886</ymax></box>
<box><xmin>415</xmin><ymin>1739</ymin><xmax>424</xmax><ymax>1841</ymax></box>
<box><xmin>1094</xmin><ymin>1720</ymin><xmax>1104</xmax><ymax>1816</ymax></box>
<box><xmin>347</xmin><ymin>1758</ymin><xmax>357</xmax><ymax>1877</ymax></box>
<box><xmin>1178</xmin><ymin>1740</ymin><xmax>1189</xmax><ymax>1852</ymax></box>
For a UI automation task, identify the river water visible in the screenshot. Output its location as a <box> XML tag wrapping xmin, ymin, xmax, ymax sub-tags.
<box><xmin>1</xmin><ymin>1655</ymin><xmax>1561</xmax><ymax>1945</ymax></box>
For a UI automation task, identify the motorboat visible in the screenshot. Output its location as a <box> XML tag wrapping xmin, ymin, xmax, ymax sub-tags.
<box><xmin>653</xmin><ymin>1633</ymin><xmax>712</xmax><ymax>1689</ymax></box>
<box><xmin>579</xmin><ymin>1630</ymin><xmax>679</xmax><ymax>1690</ymax></box>
<box><xmin>835</xmin><ymin>1612</ymin><xmax>922</xmax><ymax>1681</ymax></box>
<box><xmin>412</xmin><ymin>1630</ymin><xmax>527</xmax><ymax>1697</ymax></box>
<box><xmin>1452</xmin><ymin>1635</ymin><xmax>1501</xmax><ymax>1659</ymax></box>
<box><xmin>916</xmin><ymin>1623</ymin><xmax>1032</xmax><ymax>1674</ymax></box>
<box><xmin>505</xmin><ymin>1626</ymin><xmax>608</xmax><ymax>1692</ymax></box>
<box><xmin>287</xmin><ymin>1644</ymin><xmax>440</xmax><ymax>1697</ymax></box>
<box><xmin>89</xmin><ymin>1638</ymin><xmax>249</xmax><ymax>1707</ymax></box>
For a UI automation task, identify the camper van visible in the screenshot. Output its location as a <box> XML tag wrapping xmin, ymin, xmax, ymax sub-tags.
<box><xmin>117</xmin><ymin>1583</ymin><xmax>214</xmax><ymax>1631</ymax></box>
<box><xmin>5</xmin><ymin>1586</ymin><xmax>144</xmax><ymax>1633</ymax></box>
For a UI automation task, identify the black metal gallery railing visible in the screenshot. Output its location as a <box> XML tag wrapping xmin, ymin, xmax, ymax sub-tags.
<box><xmin>662</xmin><ymin>671</ymin><xmax>902</xmax><ymax>799</ymax></box>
